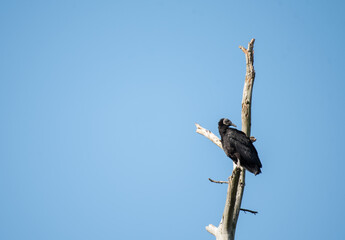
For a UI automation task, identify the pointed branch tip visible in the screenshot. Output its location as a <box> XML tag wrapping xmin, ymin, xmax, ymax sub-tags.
<box><xmin>209</xmin><ymin>178</ymin><xmax>229</xmax><ymax>184</ymax></box>
<box><xmin>240</xmin><ymin>208</ymin><xmax>258</xmax><ymax>215</ymax></box>
<box><xmin>239</xmin><ymin>45</ymin><xmax>247</xmax><ymax>54</ymax></box>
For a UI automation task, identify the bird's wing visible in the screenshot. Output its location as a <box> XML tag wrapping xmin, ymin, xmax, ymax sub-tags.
<box><xmin>226</xmin><ymin>129</ymin><xmax>262</xmax><ymax>167</ymax></box>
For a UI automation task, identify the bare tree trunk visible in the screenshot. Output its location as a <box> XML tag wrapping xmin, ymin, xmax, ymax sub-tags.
<box><xmin>195</xmin><ymin>39</ymin><xmax>256</xmax><ymax>240</ymax></box>
<box><xmin>240</xmin><ymin>38</ymin><xmax>255</xmax><ymax>137</ymax></box>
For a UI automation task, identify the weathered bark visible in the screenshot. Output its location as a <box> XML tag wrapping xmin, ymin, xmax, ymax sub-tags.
<box><xmin>240</xmin><ymin>38</ymin><xmax>255</xmax><ymax>137</ymax></box>
<box><xmin>195</xmin><ymin>123</ymin><xmax>222</xmax><ymax>149</ymax></box>
<box><xmin>195</xmin><ymin>39</ymin><xmax>256</xmax><ymax>240</ymax></box>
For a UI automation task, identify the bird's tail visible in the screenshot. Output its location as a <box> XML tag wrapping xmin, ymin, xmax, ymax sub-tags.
<box><xmin>254</xmin><ymin>169</ymin><xmax>262</xmax><ymax>176</ymax></box>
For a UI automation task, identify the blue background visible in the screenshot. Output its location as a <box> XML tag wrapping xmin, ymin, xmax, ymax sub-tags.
<box><xmin>1</xmin><ymin>1</ymin><xmax>345</xmax><ymax>239</ymax></box>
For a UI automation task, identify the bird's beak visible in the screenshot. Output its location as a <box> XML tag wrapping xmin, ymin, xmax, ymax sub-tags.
<box><xmin>231</xmin><ymin>123</ymin><xmax>237</xmax><ymax>127</ymax></box>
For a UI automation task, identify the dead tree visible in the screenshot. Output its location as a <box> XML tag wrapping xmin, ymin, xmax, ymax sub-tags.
<box><xmin>195</xmin><ymin>39</ymin><xmax>257</xmax><ymax>240</ymax></box>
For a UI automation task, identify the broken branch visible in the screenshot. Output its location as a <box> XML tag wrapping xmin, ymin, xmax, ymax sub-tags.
<box><xmin>209</xmin><ymin>178</ymin><xmax>229</xmax><ymax>184</ymax></box>
<box><xmin>240</xmin><ymin>208</ymin><xmax>258</xmax><ymax>215</ymax></box>
<box><xmin>195</xmin><ymin>123</ymin><xmax>222</xmax><ymax>149</ymax></box>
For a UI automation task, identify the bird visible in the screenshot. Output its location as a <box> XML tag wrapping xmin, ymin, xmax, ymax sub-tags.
<box><xmin>218</xmin><ymin>118</ymin><xmax>262</xmax><ymax>175</ymax></box>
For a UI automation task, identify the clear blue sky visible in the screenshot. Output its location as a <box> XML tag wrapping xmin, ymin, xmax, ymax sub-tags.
<box><xmin>1</xmin><ymin>1</ymin><xmax>345</xmax><ymax>239</ymax></box>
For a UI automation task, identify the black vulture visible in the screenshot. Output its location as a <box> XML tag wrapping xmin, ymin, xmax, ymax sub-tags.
<box><xmin>218</xmin><ymin>118</ymin><xmax>262</xmax><ymax>175</ymax></box>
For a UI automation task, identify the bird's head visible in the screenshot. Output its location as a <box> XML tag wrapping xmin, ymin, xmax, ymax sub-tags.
<box><xmin>219</xmin><ymin>118</ymin><xmax>237</xmax><ymax>128</ymax></box>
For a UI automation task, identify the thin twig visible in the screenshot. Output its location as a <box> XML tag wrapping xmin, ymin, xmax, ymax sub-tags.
<box><xmin>240</xmin><ymin>208</ymin><xmax>258</xmax><ymax>215</ymax></box>
<box><xmin>208</xmin><ymin>178</ymin><xmax>229</xmax><ymax>184</ymax></box>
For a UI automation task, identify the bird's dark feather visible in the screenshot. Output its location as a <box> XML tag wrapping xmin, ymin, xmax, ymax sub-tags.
<box><xmin>218</xmin><ymin>118</ymin><xmax>262</xmax><ymax>175</ymax></box>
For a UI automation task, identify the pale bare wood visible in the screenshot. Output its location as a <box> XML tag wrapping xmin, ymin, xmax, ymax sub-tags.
<box><xmin>226</xmin><ymin>38</ymin><xmax>256</xmax><ymax>240</ymax></box>
<box><xmin>195</xmin><ymin>39</ymin><xmax>257</xmax><ymax>240</ymax></box>
<box><xmin>240</xmin><ymin>38</ymin><xmax>255</xmax><ymax>137</ymax></box>
<box><xmin>221</xmin><ymin>168</ymin><xmax>242</xmax><ymax>239</ymax></box>
<box><xmin>209</xmin><ymin>178</ymin><xmax>229</xmax><ymax>184</ymax></box>
<box><xmin>195</xmin><ymin>123</ymin><xmax>222</xmax><ymax>149</ymax></box>
<box><xmin>206</xmin><ymin>224</ymin><xmax>217</xmax><ymax>236</ymax></box>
